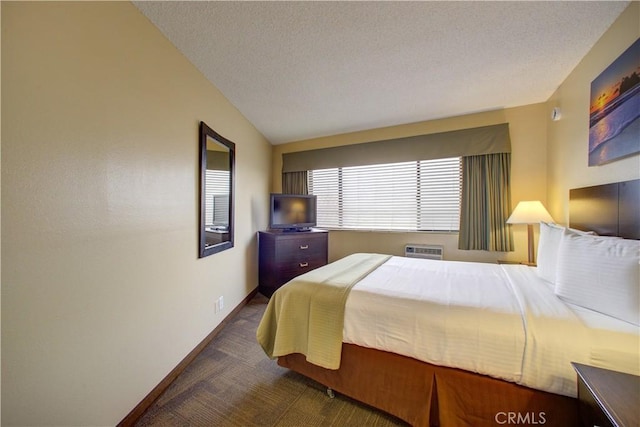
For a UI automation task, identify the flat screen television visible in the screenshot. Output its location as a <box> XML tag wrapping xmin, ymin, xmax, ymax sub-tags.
<box><xmin>269</xmin><ymin>193</ymin><xmax>317</xmax><ymax>231</ymax></box>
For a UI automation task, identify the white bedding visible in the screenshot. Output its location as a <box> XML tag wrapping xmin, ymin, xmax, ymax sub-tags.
<box><xmin>343</xmin><ymin>256</ymin><xmax>640</xmax><ymax>397</ymax></box>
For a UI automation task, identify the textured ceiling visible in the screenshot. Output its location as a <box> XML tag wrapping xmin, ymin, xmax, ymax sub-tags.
<box><xmin>134</xmin><ymin>1</ymin><xmax>629</xmax><ymax>145</ymax></box>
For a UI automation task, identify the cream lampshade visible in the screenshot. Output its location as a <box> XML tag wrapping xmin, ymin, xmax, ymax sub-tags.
<box><xmin>506</xmin><ymin>201</ymin><xmax>554</xmax><ymax>264</ymax></box>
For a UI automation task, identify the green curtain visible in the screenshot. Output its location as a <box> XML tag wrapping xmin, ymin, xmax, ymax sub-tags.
<box><xmin>458</xmin><ymin>153</ymin><xmax>514</xmax><ymax>251</ymax></box>
<box><xmin>282</xmin><ymin>171</ymin><xmax>308</xmax><ymax>195</ymax></box>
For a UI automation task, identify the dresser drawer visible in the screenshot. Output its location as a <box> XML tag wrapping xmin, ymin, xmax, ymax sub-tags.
<box><xmin>275</xmin><ymin>236</ymin><xmax>326</xmax><ymax>261</ymax></box>
<box><xmin>276</xmin><ymin>258</ymin><xmax>327</xmax><ymax>279</ymax></box>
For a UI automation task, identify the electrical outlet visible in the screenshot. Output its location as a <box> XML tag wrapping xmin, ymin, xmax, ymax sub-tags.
<box><xmin>214</xmin><ymin>296</ymin><xmax>224</xmax><ymax>313</ymax></box>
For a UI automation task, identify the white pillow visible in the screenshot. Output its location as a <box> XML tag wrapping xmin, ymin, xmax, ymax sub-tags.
<box><xmin>555</xmin><ymin>230</ymin><xmax>640</xmax><ymax>326</ymax></box>
<box><xmin>536</xmin><ymin>222</ymin><xmax>596</xmax><ymax>284</ymax></box>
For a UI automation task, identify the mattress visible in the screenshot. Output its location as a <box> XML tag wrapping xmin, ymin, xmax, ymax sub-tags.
<box><xmin>343</xmin><ymin>256</ymin><xmax>640</xmax><ymax>397</ymax></box>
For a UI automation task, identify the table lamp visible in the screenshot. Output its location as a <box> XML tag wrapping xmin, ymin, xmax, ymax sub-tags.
<box><xmin>506</xmin><ymin>201</ymin><xmax>554</xmax><ymax>264</ymax></box>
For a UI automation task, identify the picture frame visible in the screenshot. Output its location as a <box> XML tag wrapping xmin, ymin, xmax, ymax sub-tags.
<box><xmin>588</xmin><ymin>37</ymin><xmax>640</xmax><ymax>166</ymax></box>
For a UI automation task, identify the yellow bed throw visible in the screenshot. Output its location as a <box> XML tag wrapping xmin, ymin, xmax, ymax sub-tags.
<box><xmin>256</xmin><ymin>253</ymin><xmax>391</xmax><ymax>370</ymax></box>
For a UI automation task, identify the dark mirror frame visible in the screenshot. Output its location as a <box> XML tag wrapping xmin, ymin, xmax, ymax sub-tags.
<box><xmin>199</xmin><ymin>121</ymin><xmax>235</xmax><ymax>258</ymax></box>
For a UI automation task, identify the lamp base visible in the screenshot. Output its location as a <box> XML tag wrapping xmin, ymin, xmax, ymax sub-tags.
<box><xmin>527</xmin><ymin>224</ymin><xmax>535</xmax><ymax>265</ymax></box>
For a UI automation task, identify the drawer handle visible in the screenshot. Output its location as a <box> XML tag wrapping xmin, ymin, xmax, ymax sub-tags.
<box><xmin>299</xmin><ymin>262</ymin><xmax>309</xmax><ymax>268</ymax></box>
<box><xmin>299</xmin><ymin>245</ymin><xmax>309</xmax><ymax>250</ymax></box>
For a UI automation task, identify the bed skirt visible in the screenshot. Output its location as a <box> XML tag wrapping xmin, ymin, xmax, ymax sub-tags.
<box><xmin>278</xmin><ymin>343</ymin><xmax>578</xmax><ymax>427</ymax></box>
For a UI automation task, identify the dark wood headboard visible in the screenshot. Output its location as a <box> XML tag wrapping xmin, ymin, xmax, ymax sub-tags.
<box><xmin>569</xmin><ymin>179</ymin><xmax>640</xmax><ymax>239</ymax></box>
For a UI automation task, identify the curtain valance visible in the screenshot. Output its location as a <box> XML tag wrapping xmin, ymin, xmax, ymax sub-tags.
<box><xmin>282</xmin><ymin>123</ymin><xmax>511</xmax><ymax>172</ymax></box>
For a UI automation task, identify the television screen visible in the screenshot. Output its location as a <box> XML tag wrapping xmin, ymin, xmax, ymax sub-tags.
<box><xmin>270</xmin><ymin>194</ymin><xmax>317</xmax><ymax>231</ymax></box>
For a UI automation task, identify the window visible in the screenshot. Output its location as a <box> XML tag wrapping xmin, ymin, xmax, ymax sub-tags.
<box><xmin>205</xmin><ymin>170</ymin><xmax>230</xmax><ymax>227</ymax></box>
<box><xmin>308</xmin><ymin>157</ymin><xmax>461</xmax><ymax>231</ymax></box>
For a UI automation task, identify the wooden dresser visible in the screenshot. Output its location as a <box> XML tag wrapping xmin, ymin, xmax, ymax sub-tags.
<box><xmin>258</xmin><ymin>229</ymin><xmax>328</xmax><ymax>297</ymax></box>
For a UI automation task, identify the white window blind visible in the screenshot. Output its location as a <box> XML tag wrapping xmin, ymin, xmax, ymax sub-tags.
<box><xmin>205</xmin><ymin>170</ymin><xmax>230</xmax><ymax>226</ymax></box>
<box><xmin>308</xmin><ymin>157</ymin><xmax>461</xmax><ymax>231</ymax></box>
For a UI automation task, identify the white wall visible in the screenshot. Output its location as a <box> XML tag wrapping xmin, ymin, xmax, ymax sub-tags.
<box><xmin>1</xmin><ymin>2</ymin><xmax>271</xmax><ymax>425</ymax></box>
<box><xmin>546</xmin><ymin>2</ymin><xmax>640</xmax><ymax>222</ymax></box>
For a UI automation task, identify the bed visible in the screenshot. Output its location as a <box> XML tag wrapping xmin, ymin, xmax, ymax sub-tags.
<box><xmin>257</xmin><ymin>180</ymin><xmax>640</xmax><ymax>427</ymax></box>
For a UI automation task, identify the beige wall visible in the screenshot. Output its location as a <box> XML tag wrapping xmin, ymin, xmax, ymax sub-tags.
<box><xmin>1</xmin><ymin>2</ymin><xmax>271</xmax><ymax>425</ymax></box>
<box><xmin>0</xmin><ymin>3</ymin><xmax>3</xmax><ymax>423</ymax></box>
<box><xmin>273</xmin><ymin>103</ymin><xmax>548</xmax><ymax>263</ymax></box>
<box><xmin>2</xmin><ymin>1</ymin><xmax>638</xmax><ymax>426</ymax></box>
<box><xmin>546</xmin><ymin>1</ymin><xmax>640</xmax><ymax>223</ymax></box>
<box><xmin>272</xmin><ymin>2</ymin><xmax>640</xmax><ymax>264</ymax></box>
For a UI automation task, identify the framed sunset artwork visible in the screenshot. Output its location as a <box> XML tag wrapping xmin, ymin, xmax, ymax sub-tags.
<box><xmin>589</xmin><ymin>37</ymin><xmax>640</xmax><ymax>166</ymax></box>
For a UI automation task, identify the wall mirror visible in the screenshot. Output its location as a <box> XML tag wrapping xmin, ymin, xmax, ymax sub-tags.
<box><xmin>199</xmin><ymin>121</ymin><xmax>235</xmax><ymax>258</ymax></box>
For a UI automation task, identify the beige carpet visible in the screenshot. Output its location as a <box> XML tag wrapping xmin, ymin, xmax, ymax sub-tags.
<box><xmin>135</xmin><ymin>293</ymin><xmax>408</xmax><ymax>426</ymax></box>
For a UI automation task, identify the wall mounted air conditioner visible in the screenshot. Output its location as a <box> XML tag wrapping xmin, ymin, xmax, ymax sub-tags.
<box><xmin>404</xmin><ymin>244</ymin><xmax>444</xmax><ymax>260</ymax></box>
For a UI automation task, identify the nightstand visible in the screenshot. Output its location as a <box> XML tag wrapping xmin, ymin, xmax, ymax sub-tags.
<box><xmin>572</xmin><ymin>362</ymin><xmax>640</xmax><ymax>427</ymax></box>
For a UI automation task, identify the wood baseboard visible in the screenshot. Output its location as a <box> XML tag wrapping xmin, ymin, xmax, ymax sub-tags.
<box><xmin>117</xmin><ymin>288</ymin><xmax>259</xmax><ymax>426</ymax></box>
